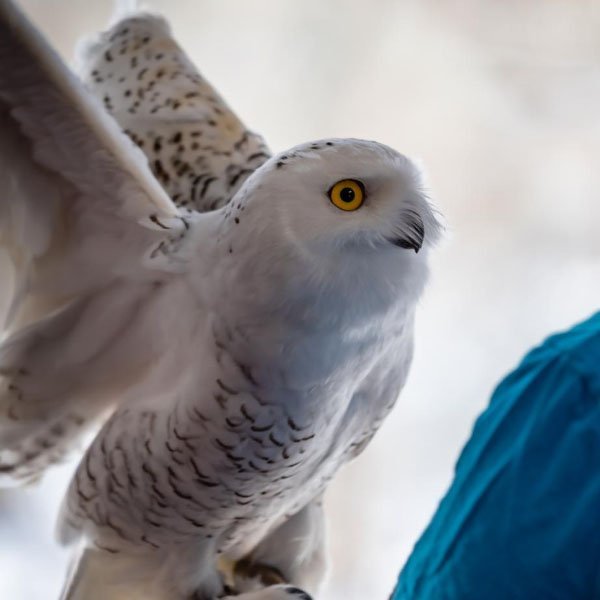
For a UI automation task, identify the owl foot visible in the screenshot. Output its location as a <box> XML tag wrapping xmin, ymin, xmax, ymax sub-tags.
<box><xmin>234</xmin><ymin>558</ymin><xmax>287</xmax><ymax>588</ymax></box>
<box><xmin>221</xmin><ymin>584</ymin><xmax>313</xmax><ymax>600</ymax></box>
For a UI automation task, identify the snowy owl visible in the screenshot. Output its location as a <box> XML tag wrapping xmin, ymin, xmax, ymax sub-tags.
<box><xmin>0</xmin><ymin>2</ymin><xmax>441</xmax><ymax>599</ymax></box>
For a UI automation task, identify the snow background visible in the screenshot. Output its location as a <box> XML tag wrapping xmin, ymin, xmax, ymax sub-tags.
<box><xmin>1</xmin><ymin>1</ymin><xmax>599</xmax><ymax>598</ymax></box>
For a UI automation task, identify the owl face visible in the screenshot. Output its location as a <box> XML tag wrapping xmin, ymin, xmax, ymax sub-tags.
<box><xmin>244</xmin><ymin>138</ymin><xmax>440</xmax><ymax>259</ymax></box>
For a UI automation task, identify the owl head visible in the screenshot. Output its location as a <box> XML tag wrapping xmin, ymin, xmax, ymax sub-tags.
<box><xmin>221</xmin><ymin>139</ymin><xmax>442</xmax><ymax>319</ymax></box>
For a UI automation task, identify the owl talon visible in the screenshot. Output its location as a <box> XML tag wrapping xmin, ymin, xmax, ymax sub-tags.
<box><xmin>234</xmin><ymin>558</ymin><xmax>287</xmax><ymax>587</ymax></box>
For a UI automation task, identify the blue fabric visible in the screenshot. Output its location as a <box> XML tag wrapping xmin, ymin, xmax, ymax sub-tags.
<box><xmin>392</xmin><ymin>312</ymin><xmax>600</xmax><ymax>600</ymax></box>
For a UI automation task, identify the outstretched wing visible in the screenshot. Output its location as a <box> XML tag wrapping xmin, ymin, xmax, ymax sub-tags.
<box><xmin>78</xmin><ymin>12</ymin><xmax>271</xmax><ymax>212</ymax></box>
<box><xmin>0</xmin><ymin>0</ymin><xmax>188</xmax><ymax>484</ymax></box>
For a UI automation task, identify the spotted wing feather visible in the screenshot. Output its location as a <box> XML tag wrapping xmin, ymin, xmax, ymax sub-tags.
<box><xmin>77</xmin><ymin>13</ymin><xmax>271</xmax><ymax>212</ymax></box>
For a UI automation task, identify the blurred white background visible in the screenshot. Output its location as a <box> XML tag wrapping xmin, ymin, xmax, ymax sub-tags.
<box><xmin>1</xmin><ymin>1</ymin><xmax>599</xmax><ymax>598</ymax></box>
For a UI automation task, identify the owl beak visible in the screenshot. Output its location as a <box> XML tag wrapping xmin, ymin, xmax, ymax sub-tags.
<box><xmin>388</xmin><ymin>211</ymin><xmax>424</xmax><ymax>253</ymax></box>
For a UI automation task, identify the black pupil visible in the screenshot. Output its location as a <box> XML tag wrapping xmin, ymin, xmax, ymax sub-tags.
<box><xmin>339</xmin><ymin>186</ymin><xmax>355</xmax><ymax>203</ymax></box>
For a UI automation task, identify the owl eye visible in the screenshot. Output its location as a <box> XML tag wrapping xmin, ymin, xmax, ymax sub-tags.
<box><xmin>328</xmin><ymin>179</ymin><xmax>365</xmax><ymax>211</ymax></box>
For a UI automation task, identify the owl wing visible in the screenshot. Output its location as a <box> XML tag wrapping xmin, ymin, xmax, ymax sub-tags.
<box><xmin>77</xmin><ymin>12</ymin><xmax>271</xmax><ymax>212</ymax></box>
<box><xmin>0</xmin><ymin>0</ymin><xmax>191</xmax><ymax>484</ymax></box>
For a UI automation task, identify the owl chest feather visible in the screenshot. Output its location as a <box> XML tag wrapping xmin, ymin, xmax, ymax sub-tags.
<box><xmin>74</xmin><ymin>297</ymin><xmax>411</xmax><ymax>552</ymax></box>
<box><xmin>164</xmin><ymin>312</ymin><xmax>411</xmax><ymax>542</ymax></box>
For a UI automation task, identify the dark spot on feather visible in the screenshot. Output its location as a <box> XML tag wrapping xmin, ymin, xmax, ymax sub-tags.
<box><xmin>215</xmin><ymin>438</ymin><xmax>234</xmax><ymax>451</ymax></box>
<box><xmin>200</xmin><ymin>177</ymin><xmax>216</xmax><ymax>198</ymax></box>
<box><xmin>229</xmin><ymin>169</ymin><xmax>253</xmax><ymax>188</ymax></box>
<box><xmin>226</xmin><ymin>452</ymin><xmax>244</xmax><ymax>463</ymax></box>
<box><xmin>240</xmin><ymin>404</ymin><xmax>255</xmax><ymax>423</ymax></box>
<box><xmin>287</xmin><ymin>417</ymin><xmax>303</xmax><ymax>431</ymax></box>
<box><xmin>214</xmin><ymin>393</ymin><xmax>228</xmax><ymax>409</ymax></box>
<box><xmin>141</xmin><ymin>535</ymin><xmax>159</xmax><ymax>549</ymax></box>
<box><xmin>269</xmin><ymin>433</ymin><xmax>284</xmax><ymax>447</ymax></box>
<box><xmin>247</xmin><ymin>151</ymin><xmax>270</xmax><ymax>162</ymax></box>
<box><xmin>169</xmin><ymin>480</ymin><xmax>193</xmax><ymax>501</ymax></box>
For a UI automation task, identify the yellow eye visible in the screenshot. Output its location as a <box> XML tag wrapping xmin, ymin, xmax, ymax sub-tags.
<box><xmin>328</xmin><ymin>179</ymin><xmax>365</xmax><ymax>211</ymax></box>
